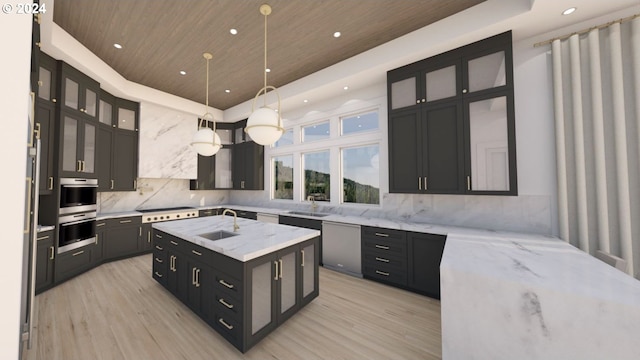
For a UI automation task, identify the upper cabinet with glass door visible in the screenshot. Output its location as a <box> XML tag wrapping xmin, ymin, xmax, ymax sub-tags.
<box><xmin>58</xmin><ymin>61</ymin><xmax>100</xmax><ymax>122</ymax></box>
<box><xmin>36</xmin><ymin>52</ymin><xmax>58</xmax><ymax>106</ymax></box>
<box><xmin>387</xmin><ymin>31</ymin><xmax>517</xmax><ymax>195</ymax></box>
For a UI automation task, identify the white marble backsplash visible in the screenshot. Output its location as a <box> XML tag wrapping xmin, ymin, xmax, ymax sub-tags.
<box><xmin>230</xmin><ymin>191</ymin><xmax>553</xmax><ymax>235</ymax></box>
<box><xmin>138</xmin><ymin>102</ymin><xmax>198</xmax><ymax>179</ymax></box>
<box><xmin>98</xmin><ymin>178</ymin><xmax>229</xmax><ymax>213</ymax></box>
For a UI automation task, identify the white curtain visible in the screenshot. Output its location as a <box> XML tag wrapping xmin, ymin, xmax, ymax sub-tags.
<box><xmin>551</xmin><ymin>17</ymin><xmax>640</xmax><ymax>278</ymax></box>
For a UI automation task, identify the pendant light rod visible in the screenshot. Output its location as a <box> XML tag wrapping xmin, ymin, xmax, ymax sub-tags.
<box><xmin>261</xmin><ymin>4</ymin><xmax>271</xmax><ymax>107</ymax></box>
<box><xmin>199</xmin><ymin>52</ymin><xmax>216</xmax><ymax>133</ymax></box>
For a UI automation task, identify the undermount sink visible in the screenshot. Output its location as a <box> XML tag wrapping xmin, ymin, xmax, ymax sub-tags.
<box><xmin>198</xmin><ymin>230</ymin><xmax>238</xmax><ymax>241</ymax></box>
<box><xmin>287</xmin><ymin>211</ymin><xmax>329</xmax><ymax>217</ymax></box>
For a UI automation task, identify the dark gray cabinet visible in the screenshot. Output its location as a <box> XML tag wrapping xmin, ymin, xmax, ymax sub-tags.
<box><xmin>152</xmin><ymin>229</ymin><xmax>319</xmax><ymax>353</ymax></box>
<box><xmin>279</xmin><ymin>215</ymin><xmax>322</xmax><ymax>264</ymax></box>
<box><xmin>388</xmin><ymin>31</ymin><xmax>517</xmax><ymax>195</ymax></box>
<box><xmin>192</xmin><ymin>122</ymin><xmax>234</xmax><ymax>190</ymax></box>
<box><xmin>407</xmin><ymin>232</ymin><xmax>446</xmax><ymax>299</ymax></box>
<box><xmin>35</xmin><ymin>52</ymin><xmax>58</xmax><ymax>106</ymax></box>
<box><xmin>232</xmin><ymin>141</ymin><xmax>264</xmax><ymax>190</ymax></box>
<box><xmin>55</xmin><ymin>245</ymin><xmax>95</xmax><ymax>283</ymax></box>
<box><xmin>103</xmin><ymin>216</ymin><xmax>144</xmax><ymax>260</ymax></box>
<box><xmin>34</xmin><ymin>101</ymin><xmax>57</xmax><ymax>194</ymax></box>
<box><xmin>97</xmin><ymin>92</ymin><xmax>139</xmax><ymax>192</ymax></box>
<box><xmin>93</xmin><ymin>219</ymin><xmax>107</xmax><ymax>265</ymax></box>
<box><xmin>58</xmin><ymin>61</ymin><xmax>100</xmax><ymax>122</ymax></box>
<box><xmin>58</xmin><ymin>109</ymin><xmax>97</xmax><ymax>178</ymax></box>
<box><xmin>35</xmin><ymin>230</ymin><xmax>55</xmax><ymax>294</ymax></box>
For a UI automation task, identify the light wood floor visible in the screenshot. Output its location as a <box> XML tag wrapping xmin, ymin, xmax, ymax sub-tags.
<box><xmin>22</xmin><ymin>254</ymin><xmax>442</xmax><ymax>360</ymax></box>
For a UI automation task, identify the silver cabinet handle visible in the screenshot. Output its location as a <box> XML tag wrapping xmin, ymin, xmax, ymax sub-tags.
<box><xmin>49</xmin><ymin>246</ymin><xmax>55</xmax><ymax>260</ymax></box>
<box><xmin>375</xmin><ymin>257</ymin><xmax>390</xmax><ymax>263</ymax></box>
<box><xmin>72</xmin><ymin>250</ymin><xmax>84</xmax><ymax>257</ymax></box>
<box><xmin>219</xmin><ymin>298</ymin><xmax>234</xmax><ymax>309</ymax></box>
<box><xmin>301</xmin><ymin>250</ymin><xmax>305</xmax><ymax>267</ymax></box>
<box><xmin>77</xmin><ymin>160</ymin><xmax>82</xmax><ymax>172</ymax></box>
<box><xmin>155</xmin><ymin>257</ymin><xmax>163</xmax><ymax>263</ymax></box>
<box><xmin>418</xmin><ymin>177</ymin><xmax>421</xmax><ymax>190</ymax></box>
<box><xmin>375</xmin><ymin>233</ymin><xmax>389</xmax><ymax>237</ymax></box>
<box><xmin>196</xmin><ymin>269</ymin><xmax>201</xmax><ymax>287</ymax></box>
<box><xmin>375</xmin><ymin>244</ymin><xmax>390</xmax><ymax>250</ymax></box>
<box><xmin>95</xmin><ymin>233</ymin><xmax>99</xmax><ymax>245</ymax></box>
<box><xmin>424</xmin><ymin>176</ymin><xmax>427</xmax><ymax>190</ymax></box>
<box><xmin>219</xmin><ymin>279</ymin><xmax>234</xmax><ymax>289</ymax></box>
<box><xmin>219</xmin><ymin>318</ymin><xmax>233</xmax><ymax>330</ymax></box>
<box><xmin>192</xmin><ymin>267</ymin><xmax>197</xmax><ymax>286</ymax></box>
<box><xmin>120</xmin><ymin>219</ymin><xmax>132</xmax><ymax>224</ymax></box>
<box><xmin>375</xmin><ymin>270</ymin><xmax>390</xmax><ymax>276</ymax></box>
<box><xmin>110</xmin><ymin>180</ymin><xmax>114</xmax><ymax>189</ymax></box>
<box><xmin>279</xmin><ymin>259</ymin><xmax>283</xmax><ymax>279</ymax></box>
<box><xmin>192</xmin><ymin>250</ymin><xmax>202</xmax><ymax>256</ymax></box>
<box><xmin>154</xmin><ymin>272</ymin><xmax>163</xmax><ymax>278</ymax></box>
<box><xmin>170</xmin><ymin>241</ymin><xmax>178</xmax><ymax>246</ymax></box>
<box><xmin>48</xmin><ymin>176</ymin><xmax>54</xmax><ymax>190</ymax></box>
<box><xmin>147</xmin><ymin>231</ymin><xmax>151</xmax><ymax>243</ymax></box>
<box><xmin>467</xmin><ymin>176</ymin><xmax>471</xmax><ymax>191</ymax></box>
<box><xmin>155</xmin><ymin>245</ymin><xmax>163</xmax><ymax>251</ymax></box>
<box><xmin>139</xmin><ymin>227</ymin><xmax>142</xmax><ymax>236</ymax></box>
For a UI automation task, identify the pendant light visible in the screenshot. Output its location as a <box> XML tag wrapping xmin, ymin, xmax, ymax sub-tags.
<box><xmin>191</xmin><ymin>52</ymin><xmax>222</xmax><ymax>156</ymax></box>
<box><xmin>245</xmin><ymin>4</ymin><xmax>284</xmax><ymax>146</ymax></box>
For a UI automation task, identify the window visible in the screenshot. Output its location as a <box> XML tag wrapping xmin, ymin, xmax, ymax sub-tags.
<box><xmin>342</xmin><ymin>145</ymin><xmax>380</xmax><ymax>204</ymax></box>
<box><xmin>341</xmin><ymin>111</ymin><xmax>378</xmax><ymax>135</ymax></box>
<box><xmin>303</xmin><ymin>151</ymin><xmax>330</xmax><ymax>201</ymax></box>
<box><xmin>273</xmin><ymin>155</ymin><xmax>293</xmax><ymax>200</ymax></box>
<box><xmin>274</xmin><ymin>128</ymin><xmax>294</xmax><ymax>147</ymax></box>
<box><xmin>302</xmin><ymin>121</ymin><xmax>329</xmax><ymax>142</ymax></box>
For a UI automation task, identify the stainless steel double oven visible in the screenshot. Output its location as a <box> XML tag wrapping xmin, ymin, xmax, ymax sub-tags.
<box><xmin>57</xmin><ymin>178</ymin><xmax>98</xmax><ymax>254</ymax></box>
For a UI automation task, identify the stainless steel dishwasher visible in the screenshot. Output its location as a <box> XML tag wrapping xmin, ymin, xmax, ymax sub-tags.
<box><xmin>322</xmin><ymin>221</ymin><xmax>362</xmax><ymax>277</ymax></box>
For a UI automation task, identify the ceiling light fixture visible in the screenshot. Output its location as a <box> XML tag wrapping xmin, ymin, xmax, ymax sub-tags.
<box><xmin>179</xmin><ymin>70</ymin><xmax>187</xmax><ymax>75</ymax></box>
<box><xmin>190</xmin><ymin>52</ymin><xmax>222</xmax><ymax>156</ymax></box>
<box><xmin>333</xmin><ymin>31</ymin><xmax>341</xmax><ymax>38</ymax></box>
<box><xmin>230</xmin><ymin>28</ymin><xmax>238</xmax><ymax>35</ymax></box>
<box><xmin>562</xmin><ymin>7</ymin><xmax>576</xmax><ymax>15</ymax></box>
<box><xmin>343</xmin><ymin>86</ymin><xmax>349</xmax><ymax>90</ymax></box>
<box><xmin>245</xmin><ymin>4</ymin><xmax>284</xmax><ymax>146</ymax></box>
<box><xmin>113</xmin><ymin>43</ymin><xmax>123</xmax><ymax>49</ymax></box>
<box><xmin>225</xmin><ymin>89</ymin><xmax>231</xmax><ymax>93</ymax></box>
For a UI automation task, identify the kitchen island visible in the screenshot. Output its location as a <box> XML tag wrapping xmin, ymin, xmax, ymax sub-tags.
<box><xmin>151</xmin><ymin>215</ymin><xmax>320</xmax><ymax>353</ymax></box>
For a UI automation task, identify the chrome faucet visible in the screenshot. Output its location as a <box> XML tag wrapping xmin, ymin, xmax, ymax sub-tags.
<box><xmin>222</xmin><ymin>209</ymin><xmax>240</xmax><ymax>232</ymax></box>
<box><xmin>307</xmin><ymin>195</ymin><xmax>318</xmax><ymax>212</ymax></box>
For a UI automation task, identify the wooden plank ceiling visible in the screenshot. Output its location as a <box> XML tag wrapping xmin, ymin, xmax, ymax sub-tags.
<box><xmin>53</xmin><ymin>0</ymin><xmax>485</xmax><ymax>110</ymax></box>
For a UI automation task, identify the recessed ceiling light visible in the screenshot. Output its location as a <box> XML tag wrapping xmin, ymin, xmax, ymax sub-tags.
<box><xmin>333</xmin><ymin>31</ymin><xmax>341</xmax><ymax>38</ymax></box>
<box><xmin>266</xmin><ymin>68</ymin><xmax>271</xmax><ymax>73</ymax></box>
<box><xmin>225</xmin><ymin>89</ymin><xmax>231</xmax><ymax>93</ymax></box>
<box><xmin>230</xmin><ymin>28</ymin><xmax>238</xmax><ymax>35</ymax></box>
<box><xmin>343</xmin><ymin>86</ymin><xmax>349</xmax><ymax>90</ymax></box>
<box><xmin>562</xmin><ymin>7</ymin><xmax>576</xmax><ymax>15</ymax></box>
<box><xmin>179</xmin><ymin>70</ymin><xmax>187</xmax><ymax>75</ymax></box>
<box><xmin>113</xmin><ymin>43</ymin><xmax>123</xmax><ymax>49</ymax></box>
<box><xmin>303</xmin><ymin>99</ymin><xmax>308</xmax><ymax>103</ymax></box>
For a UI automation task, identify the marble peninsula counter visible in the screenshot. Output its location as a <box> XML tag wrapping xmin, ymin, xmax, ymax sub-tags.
<box><xmin>441</xmin><ymin>231</ymin><xmax>640</xmax><ymax>360</ymax></box>
<box><xmin>152</xmin><ymin>215</ymin><xmax>320</xmax><ymax>262</ymax></box>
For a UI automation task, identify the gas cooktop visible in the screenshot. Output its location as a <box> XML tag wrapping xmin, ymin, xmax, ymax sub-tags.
<box><xmin>137</xmin><ymin>206</ymin><xmax>198</xmax><ymax>223</ymax></box>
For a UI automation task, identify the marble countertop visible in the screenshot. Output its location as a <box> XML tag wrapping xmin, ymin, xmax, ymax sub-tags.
<box><xmin>152</xmin><ymin>216</ymin><xmax>320</xmax><ymax>262</ymax></box>
<box><xmin>440</xmin><ymin>231</ymin><xmax>640</xmax><ymax>359</ymax></box>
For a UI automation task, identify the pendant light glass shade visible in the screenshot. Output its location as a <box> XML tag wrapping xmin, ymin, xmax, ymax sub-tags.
<box><xmin>246</xmin><ymin>4</ymin><xmax>284</xmax><ymax>146</ymax></box>
<box><xmin>190</xmin><ymin>52</ymin><xmax>221</xmax><ymax>156</ymax></box>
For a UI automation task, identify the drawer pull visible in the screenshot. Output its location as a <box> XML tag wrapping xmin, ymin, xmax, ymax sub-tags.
<box><xmin>375</xmin><ymin>270</ymin><xmax>390</xmax><ymax>276</ymax></box>
<box><xmin>119</xmin><ymin>219</ymin><xmax>132</xmax><ymax>224</ymax></box>
<box><xmin>375</xmin><ymin>257</ymin><xmax>390</xmax><ymax>263</ymax></box>
<box><xmin>170</xmin><ymin>241</ymin><xmax>178</xmax><ymax>246</ymax></box>
<box><xmin>219</xmin><ymin>298</ymin><xmax>234</xmax><ymax>309</ymax></box>
<box><xmin>219</xmin><ymin>318</ymin><xmax>233</xmax><ymax>330</ymax></box>
<box><xmin>219</xmin><ymin>279</ymin><xmax>234</xmax><ymax>289</ymax></box>
<box><xmin>96</xmin><ymin>222</ymin><xmax>106</xmax><ymax>227</ymax></box>
<box><xmin>49</xmin><ymin>246</ymin><xmax>55</xmax><ymax>260</ymax></box>
<box><xmin>155</xmin><ymin>257</ymin><xmax>163</xmax><ymax>263</ymax></box>
<box><xmin>36</xmin><ymin>235</ymin><xmax>49</xmax><ymax>241</ymax></box>
<box><xmin>192</xmin><ymin>250</ymin><xmax>202</xmax><ymax>256</ymax></box>
<box><xmin>375</xmin><ymin>232</ymin><xmax>389</xmax><ymax>237</ymax></box>
<box><xmin>154</xmin><ymin>272</ymin><xmax>163</xmax><ymax>278</ymax></box>
<box><xmin>72</xmin><ymin>250</ymin><xmax>84</xmax><ymax>257</ymax></box>
<box><xmin>375</xmin><ymin>244</ymin><xmax>390</xmax><ymax>250</ymax></box>
<box><xmin>155</xmin><ymin>234</ymin><xmax>163</xmax><ymax>239</ymax></box>
<box><xmin>155</xmin><ymin>245</ymin><xmax>164</xmax><ymax>251</ymax></box>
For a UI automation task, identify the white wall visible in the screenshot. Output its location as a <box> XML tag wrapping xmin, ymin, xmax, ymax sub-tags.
<box><xmin>0</xmin><ymin>12</ymin><xmax>33</xmax><ymax>359</ymax></box>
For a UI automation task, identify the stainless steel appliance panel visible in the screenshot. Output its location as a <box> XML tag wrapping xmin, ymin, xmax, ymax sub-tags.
<box><xmin>59</xmin><ymin>178</ymin><xmax>97</xmax><ymax>214</ymax></box>
<box><xmin>322</xmin><ymin>221</ymin><xmax>362</xmax><ymax>277</ymax></box>
<box><xmin>58</xmin><ymin>211</ymin><xmax>96</xmax><ymax>253</ymax></box>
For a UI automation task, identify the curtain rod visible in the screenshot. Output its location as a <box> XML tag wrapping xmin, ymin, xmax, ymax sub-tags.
<box><xmin>533</xmin><ymin>13</ymin><xmax>639</xmax><ymax>47</ymax></box>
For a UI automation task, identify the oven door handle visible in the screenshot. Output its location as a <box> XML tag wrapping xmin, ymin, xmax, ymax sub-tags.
<box><xmin>62</xmin><ymin>184</ymin><xmax>99</xmax><ymax>188</ymax></box>
<box><xmin>60</xmin><ymin>217</ymin><xmax>96</xmax><ymax>227</ymax></box>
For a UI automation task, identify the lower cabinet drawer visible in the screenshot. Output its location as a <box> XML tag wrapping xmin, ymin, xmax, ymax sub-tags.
<box><xmin>214</xmin><ymin>293</ymin><xmax>242</xmax><ymax>320</ymax></box>
<box><xmin>56</xmin><ymin>247</ymin><xmax>94</xmax><ymax>282</ymax></box>
<box><xmin>152</xmin><ymin>255</ymin><xmax>167</xmax><ymax>285</ymax></box>
<box><xmin>211</xmin><ymin>313</ymin><xmax>241</xmax><ymax>346</ymax></box>
<box><xmin>362</xmin><ymin>262</ymin><xmax>407</xmax><ymax>286</ymax></box>
<box><xmin>362</xmin><ymin>251</ymin><xmax>406</xmax><ymax>271</ymax></box>
<box><xmin>213</xmin><ymin>271</ymin><xmax>242</xmax><ymax>299</ymax></box>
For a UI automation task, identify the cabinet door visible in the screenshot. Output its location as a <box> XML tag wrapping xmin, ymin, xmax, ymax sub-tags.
<box><xmin>388</xmin><ymin>72</ymin><xmax>421</xmax><ymax>111</ymax></box>
<box><xmin>104</xmin><ymin>225</ymin><xmax>139</xmax><ymax>259</ymax></box>
<box><xmin>300</xmin><ymin>239</ymin><xmax>319</xmax><ymax>307</ymax></box>
<box><xmin>82</xmin><ymin>122</ymin><xmax>96</xmax><ymax>175</ymax></box>
<box><xmin>214</xmin><ymin>148</ymin><xmax>233</xmax><ymax>189</ymax></box>
<box><xmin>35</xmin><ymin>232</ymin><xmax>55</xmax><ymax>293</ymax></box>
<box><xmin>247</xmin><ymin>254</ymin><xmax>278</xmax><ymax>345</ymax></box>
<box><xmin>388</xmin><ymin>109</ymin><xmax>420</xmax><ymax>193</ymax></box>
<box><xmin>196</xmin><ymin>154</ymin><xmax>214</xmax><ymax>190</ymax></box>
<box><xmin>35</xmin><ymin>101</ymin><xmax>56</xmax><ymax>194</ymax></box>
<box><xmin>97</xmin><ymin>125</ymin><xmax>113</xmax><ymax>191</ymax></box>
<box><xmin>244</xmin><ymin>142</ymin><xmax>264</xmax><ymax>190</ymax></box>
<box><xmin>422</xmin><ymin>102</ymin><xmax>464</xmax><ymax>193</ymax></box>
<box><xmin>93</xmin><ymin>227</ymin><xmax>104</xmax><ymax>265</ymax></box>
<box><xmin>60</xmin><ymin>62</ymin><xmax>100</xmax><ymax>121</ymax></box>
<box><xmin>277</xmin><ymin>247</ymin><xmax>299</xmax><ymax>322</ymax></box>
<box><xmin>407</xmin><ymin>232</ymin><xmax>446</xmax><ymax>299</ymax></box>
<box><xmin>167</xmin><ymin>250</ymin><xmax>188</xmax><ymax>302</ymax></box>
<box><xmin>140</xmin><ymin>223</ymin><xmax>152</xmax><ymax>251</ymax></box>
<box><xmin>36</xmin><ymin>53</ymin><xmax>57</xmax><ymax>105</ymax></box>
<box><xmin>60</xmin><ymin>113</ymin><xmax>81</xmax><ymax>177</ymax></box>
<box><xmin>232</xmin><ymin>143</ymin><xmax>245</xmax><ymax>189</ymax></box>
<box><xmin>113</xmin><ymin>130</ymin><xmax>137</xmax><ymax>190</ymax></box>
<box><xmin>186</xmin><ymin>258</ymin><xmax>212</xmax><ymax>320</ymax></box>
<box><xmin>55</xmin><ymin>246</ymin><xmax>94</xmax><ymax>283</ymax></box>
